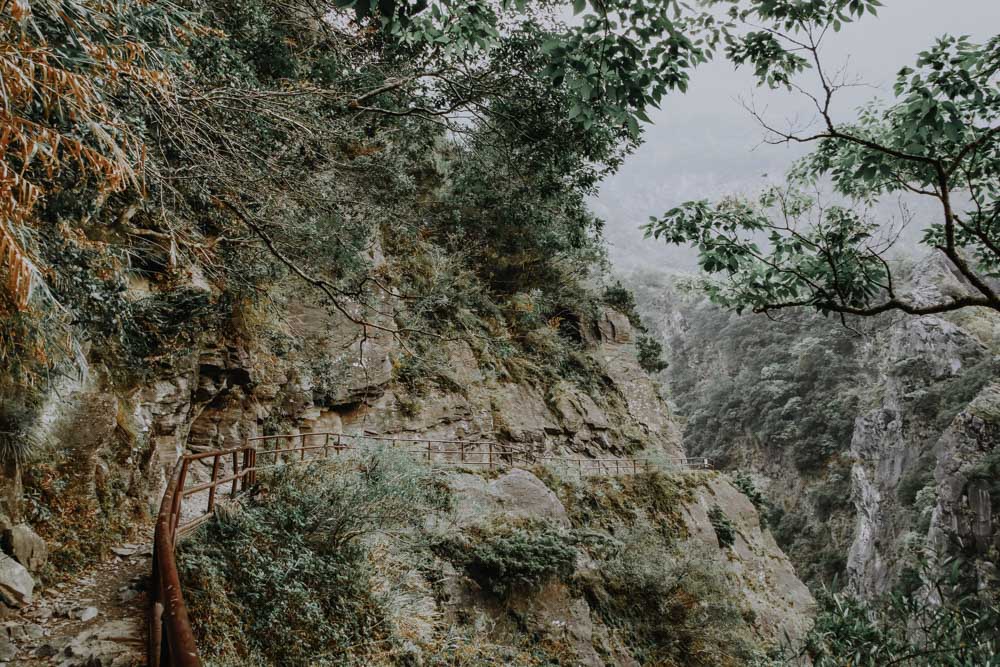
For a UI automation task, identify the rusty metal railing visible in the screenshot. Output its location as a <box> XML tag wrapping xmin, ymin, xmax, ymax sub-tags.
<box><xmin>148</xmin><ymin>432</ymin><xmax>712</xmax><ymax>666</ymax></box>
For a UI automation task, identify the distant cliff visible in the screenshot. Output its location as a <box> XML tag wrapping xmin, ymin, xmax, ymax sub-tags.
<box><xmin>628</xmin><ymin>252</ymin><xmax>1000</xmax><ymax>598</ymax></box>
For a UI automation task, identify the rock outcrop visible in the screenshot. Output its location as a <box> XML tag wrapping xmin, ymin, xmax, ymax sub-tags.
<box><xmin>927</xmin><ymin>383</ymin><xmax>1000</xmax><ymax>590</ymax></box>
<box><xmin>683</xmin><ymin>478</ymin><xmax>815</xmax><ymax>642</ymax></box>
<box><xmin>846</xmin><ymin>269</ymin><xmax>1000</xmax><ymax>596</ymax></box>
<box><xmin>0</xmin><ymin>555</ymin><xmax>33</xmax><ymax>607</ymax></box>
<box><xmin>431</xmin><ymin>467</ymin><xmax>814</xmax><ymax>666</ymax></box>
<box><xmin>3</xmin><ymin>524</ymin><xmax>47</xmax><ymax>573</ymax></box>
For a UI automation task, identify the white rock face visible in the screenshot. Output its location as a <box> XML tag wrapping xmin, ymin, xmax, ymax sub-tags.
<box><xmin>447</xmin><ymin>469</ymin><xmax>571</xmax><ymax>528</ymax></box>
<box><xmin>683</xmin><ymin>478</ymin><xmax>816</xmax><ymax>644</ymax></box>
<box><xmin>0</xmin><ymin>554</ymin><xmax>33</xmax><ymax>607</ymax></box>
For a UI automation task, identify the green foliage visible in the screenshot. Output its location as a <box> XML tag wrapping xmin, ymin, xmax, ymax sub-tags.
<box><xmin>585</xmin><ymin>530</ymin><xmax>760</xmax><ymax>667</ymax></box>
<box><xmin>708</xmin><ymin>505</ymin><xmax>736</xmax><ymax>548</ymax></box>
<box><xmin>645</xmin><ymin>33</ymin><xmax>1000</xmax><ymax>319</ymax></box>
<box><xmin>896</xmin><ymin>454</ymin><xmax>935</xmax><ymax>508</ymax></box>
<box><xmin>554</xmin><ymin>472</ymin><xmax>691</xmax><ymax>541</ymax></box>
<box><xmin>786</xmin><ymin>560</ymin><xmax>1000</xmax><ymax>666</ymax></box>
<box><xmin>178</xmin><ymin>451</ymin><xmax>447</xmax><ymax>665</ymax></box>
<box><xmin>530</xmin><ymin>471</ymin><xmax>764</xmax><ymax>664</ymax></box>
<box><xmin>730</xmin><ymin>471</ymin><xmax>770</xmax><ymax>528</ymax></box>
<box><xmin>636</xmin><ymin>335</ymin><xmax>669</xmax><ymax>374</ymax></box>
<box><xmin>905</xmin><ymin>356</ymin><xmax>1000</xmax><ymax>432</ymax></box>
<box><xmin>663</xmin><ymin>302</ymin><xmax>864</xmax><ymax>473</ymax></box>
<box><xmin>339</xmin><ymin>0</ymin><xmax>883</xmax><ymax>143</ymax></box>
<box><xmin>603</xmin><ymin>281</ymin><xmax>644</xmax><ymax>330</ymax></box>
<box><xmin>0</xmin><ymin>394</ymin><xmax>42</xmax><ymax>467</ymax></box>
<box><xmin>435</xmin><ymin>520</ymin><xmax>577</xmax><ymax>598</ymax></box>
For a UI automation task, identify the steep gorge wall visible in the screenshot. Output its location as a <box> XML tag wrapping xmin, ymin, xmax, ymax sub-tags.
<box><xmin>628</xmin><ymin>253</ymin><xmax>1000</xmax><ymax>597</ymax></box>
<box><xmin>1</xmin><ymin>262</ymin><xmax>815</xmax><ymax>659</ymax></box>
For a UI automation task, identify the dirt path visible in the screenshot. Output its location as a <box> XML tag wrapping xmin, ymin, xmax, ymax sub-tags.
<box><xmin>5</xmin><ymin>531</ymin><xmax>151</xmax><ymax>667</ymax></box>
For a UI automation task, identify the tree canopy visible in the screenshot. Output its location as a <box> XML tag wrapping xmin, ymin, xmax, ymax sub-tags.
<box><xmin>0</xmin><ymin>0</ymin><xmax>888</xmax><ymax>351</ymax></box>
<box><xmin>645</xmin><ymin>22</ymin><xmax>1000</xmax><ymax>320</ymax></box>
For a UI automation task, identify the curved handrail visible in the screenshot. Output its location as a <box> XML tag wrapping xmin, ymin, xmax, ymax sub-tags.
<box><xmin>148</xmin><ymin>433</ymin><xmax>712</xmax><ymax>665</ymax></box>
<box><xmin>150</xmin><ymin>456</ymin><xmax>201</xmax><ymax>667</ymax></box>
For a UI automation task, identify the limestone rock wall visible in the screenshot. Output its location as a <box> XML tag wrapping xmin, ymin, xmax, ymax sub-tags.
<box><xmin>429</xmin><ymin>467</ymin><xmax>813</xmax><ymax>666</ymax></box>
<box><xmin>846</xmin><ymin>278</ymin><xmax>1000</xmax><ymax>596</ymax></box>
<box><xmin>2</xmin><ymin>268</ymin><xmax>817</xmax><ymax>654</ymax></box>
<box><xmin>628</xmin><ymin>252</ymin><xmax>1000</xmax><ymax>598</ymax></box>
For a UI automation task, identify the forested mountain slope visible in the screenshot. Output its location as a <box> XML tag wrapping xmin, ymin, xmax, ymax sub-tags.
<box><xmin>628</xmin><ymin>256</ymin><xmax>1000</xmax><ymax>595</ymax></box>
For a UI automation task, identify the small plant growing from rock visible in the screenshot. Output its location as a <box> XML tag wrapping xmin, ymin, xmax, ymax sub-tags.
<box><xmin>636</xmin><ymin>335</ymin><xmax>669</xmax><ymax>374</ymax></box>
<box><xmin>436</xmin><ymin>521</ymin><xmax>577</xmax><ymax>598</ymax></box>
<box><xmin>708</xmin><ymin>505</ymin><xmax>736</xmax><ymax>548</ymax></box>
<box><xmin>730</xmin><ymin>471</ymin><xmax>770</xmax><ymax>529</ymax></box>
<box><xmin>602</xmin><ymin>281</ymin><xmax>645</xmax><ymax>330</ymax></box>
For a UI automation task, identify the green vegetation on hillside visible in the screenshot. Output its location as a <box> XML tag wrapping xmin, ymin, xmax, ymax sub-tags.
<box><xmin>178</xmin><ymin>451</ymin><xmax>447</xmax><ymax>665</ymax></box>
<box><xmin>629</xmin><ymin>270</ymin><xmax>1000</xmax><ymax>590</ymax></box>
<box><xmin>785</xmin><ymin>561</ymin><xmax>1000</xmax><ymax>667</ymax></box>
<box><xmin>433</xmin><ymin>520</ymin><xmax>577</xmax><ymax>599</ymax></box>
<box><xmin>180</xmin><ymin>456</ymin><xmax>765</xmax><ymax>666</ymax></box>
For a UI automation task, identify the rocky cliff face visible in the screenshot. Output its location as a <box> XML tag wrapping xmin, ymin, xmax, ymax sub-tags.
<box><xmin>1</xmin><ymin>261</ymin><xmax>815</xmax><ymax>661</ymax></box>
<box><xmin>423</xmin><ymin>466</ymin><xmax>813</xmax><ymax>666</ymax></box>
<box><xmin>846</xmin><ymin>311</ymin><xmax>998</xmax><ymax>594</ymax></box>
<box><xmin>927</xmin><ymin>383</ymin><xmax>1000</xmax><ymax>593</ymax></box>
<box><xmin>627</xmin><ymin>252</ymin><xmax>1000</xmax><ymax>598</ymax></box>
<box><xmin>265</xmin><ymin>302</ymin><xmax>684</xmax><ymax>462</ymax></box>
<box><xmin>845</xmin><ymin>254</ymin><xmax>1000</xmax><ymax>596</ymax></box>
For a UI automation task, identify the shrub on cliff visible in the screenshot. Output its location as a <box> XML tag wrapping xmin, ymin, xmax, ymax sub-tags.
<box><xmin>434</xmin><ymin>520</ymin><xmax>577</xmax><ymax>599</ymax></box>
<box><xmin>791</xmin><ymin>561</ymin><xmax>1000</xmax><ymax>666</ymax></box>
<box><xmin>177</xmin><ymin>450</ymin><xmax>447</xmax><ymax>665</ymax></box>
<box><xmin>708</xmin><ymin>505</ymin><xmax>736</xmax><ymax>548</ymax></box>
<box><xmin>588</xmin><ymin>530</ymin><xmax>759</xmax><ymax>667</ymax></box>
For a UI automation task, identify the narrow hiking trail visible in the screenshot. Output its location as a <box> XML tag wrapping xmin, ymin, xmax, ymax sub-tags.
<box><xmin>149</xmin><ymin>433</ymin><xmax>713</xmax><ymax>665</ymax></box>
<box><xmin>1</xmin><ymin>435</ymin><xmax>711</xmax><ymax>667</ymax></box>
<box><xmin>6</xmin><ymin>531</ymin><xmax>151</xmax><ymax>667</ymax></box>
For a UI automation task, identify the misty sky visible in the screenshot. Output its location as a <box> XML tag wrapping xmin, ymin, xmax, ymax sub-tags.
<box><xmin>594</xmin><ymin>0</ymin><xmax>1000</xmax><ymax>275</ymax></box>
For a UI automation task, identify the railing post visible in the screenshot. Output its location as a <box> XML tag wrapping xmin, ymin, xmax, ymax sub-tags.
<box><xmin>173</xmin><ymin>459</ymin><xmax>190</xmax><ymax>537</ymax></box>
<box><xmin>324</xmin><ymin>433</ymin><xmax>330</xmax><ymax>459</ymax></box>
<box><xmin>148</xmin><ymin>551</ymin><xmax>163</xmax><ymax>667</ymax></box>
<box><xmin>488</xmin><ymin>443</ymin><xmax>493</xmax><ymax>472</ymax></box>
<box><xmin>231</xmin><ymin>451</ymin><xmax>239</xmax><ymax>497</ymax></box>
<box><xmin>426</xmin><ymin>440</ymin><xmax>431</xmax><ymax>463</ymax></box>
<box><xmin>241</xmin><ymin>449</ymin><xmax>250</xmax><ymax>490</ymax></box>
<box><xmin>207</xmin><ymin>454</ymin><xmax>221</xmax><ymax>513</ymax></box>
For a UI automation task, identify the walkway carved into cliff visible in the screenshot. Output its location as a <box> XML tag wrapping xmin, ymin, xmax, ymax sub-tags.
<box><xmin>148</xmin><ymin>432</ymin><xmax>712</xmax><ymax>666</ymax></box>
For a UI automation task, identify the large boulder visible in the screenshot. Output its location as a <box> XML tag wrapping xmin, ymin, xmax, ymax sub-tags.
<box><xmin>447</xmin><ymin>469</ymin><xmax>570</xmax><ymax>528</ymax></box>
<box><xmin>0</xmin><ymin>554</ymin><xmax>33</xmax><ymax>607</ymax></box>
<box><xmin>2</xmin><ymin>524</ymin><xmax>47</xmax><ymax>572</ymax></box>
